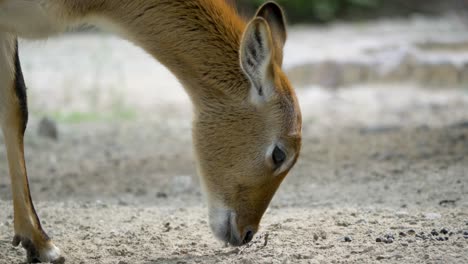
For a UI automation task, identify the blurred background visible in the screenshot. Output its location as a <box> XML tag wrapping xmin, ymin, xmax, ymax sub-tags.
<box><xmin>1</xmin><ymin>1</ymin><xmax>468</xmax><ymax>263</ymax></box>
<box><xmin>234</xmin><ymin>0</ymin><xmax>468</xmax><ymax>23</ymax></box>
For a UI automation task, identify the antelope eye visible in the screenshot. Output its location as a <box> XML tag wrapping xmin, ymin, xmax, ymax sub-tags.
<box><xmin>272</xmin><ymin>146</ymin><xmax>286</xmax><ymax>167</ymax></box>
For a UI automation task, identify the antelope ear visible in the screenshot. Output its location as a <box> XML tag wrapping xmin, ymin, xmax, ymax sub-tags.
<box><xmin>240</xmin><ymin>18</ymin><xmax>276</xmax><ymax>105</ymax></box>
<box><xmin>255</xmin><ymin>1</ymin><xmax>287</xmax><ymax>65</ymax></box>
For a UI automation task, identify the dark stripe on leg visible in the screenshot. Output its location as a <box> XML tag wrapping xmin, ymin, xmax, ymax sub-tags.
<box><xmin>13</xmin><ymin>39</ymin><xmax>49</xmax><ymax>241</ymax></box>
<box><xmin>13</xmin><ymin>39</ymin><xmax>28</xmax><ymax>134</ymax></box>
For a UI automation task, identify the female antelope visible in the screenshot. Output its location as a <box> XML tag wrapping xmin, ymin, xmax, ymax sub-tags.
<box><xmin>0</xmin><ymin>0</ymin><xmax>302</xmax><ymax>262</ymax></box>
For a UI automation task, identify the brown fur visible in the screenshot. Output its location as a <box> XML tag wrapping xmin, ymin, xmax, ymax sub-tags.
<box><xmin>0</xmin><ymin>0</ymin><xmax>301</xmax><ymax>260</ymax></box>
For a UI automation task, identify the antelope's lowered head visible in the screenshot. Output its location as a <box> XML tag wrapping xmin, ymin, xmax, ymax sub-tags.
<box><xmin>0</xmin><ymin>1</ymin><xmax>302</xmax><ymax>261</ymax></box>
<box><xmin>193</xmin><ymin>2</ymin><xmax>302</xmax><ymax>246</ymax></box>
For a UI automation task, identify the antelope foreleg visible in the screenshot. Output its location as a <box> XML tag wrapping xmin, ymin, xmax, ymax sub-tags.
<box><xmin>0</xmin><ymin>33</ymin><xmax>64</xmax><ymax>263</ymax></box>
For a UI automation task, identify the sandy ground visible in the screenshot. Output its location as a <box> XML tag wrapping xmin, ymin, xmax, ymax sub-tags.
<box><xmin>1</xmin><ymin>17</ymin><xmax>468</xmax><ymax>263</ymax></box>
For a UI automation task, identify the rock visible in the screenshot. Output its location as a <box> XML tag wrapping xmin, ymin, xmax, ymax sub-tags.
<box><xmin>431</xmin><ymin>229</ymin><xmax>439</xmax><ymax>236</ymax></box>
<box><xmin>440</xmin><ymin>228</ymin><xmax>449</xmax><ymax>235</ymax></box>
<box><xmin>407</xmin><ymin>229</ymin><xmax>416</xmax><ymax>235</ymax></box>
<box><xmin>156</xmin><ymin>192</ymin><xmax>168</xmax><ymax>198</ymax></box>
<box><xmin>313</xmin><ymin>233</ymin><xmax>319</xmax><ymax>241</ymax></box>
<box><xmin>344</xmin><ymin>236</ymin><xmax>352</xmax><ymax>242</ymax></box>
<box><xmin>376</xmin><ymin>237</ymin><xmax>382</xmax><ymax>243</ymax></box>
<box><xmin>38</xmin><ymin>117</ymin><xmax>58</xmax><ymax>140</ymax></box>
<box><xmin>384</xmin><ymin>238</ymin><xmax>394</xmax><ymax>244</ymax></box>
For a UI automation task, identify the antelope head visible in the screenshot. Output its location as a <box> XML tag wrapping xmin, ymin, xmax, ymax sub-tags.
<box><xmin>193</xmin><ymin>2</ymin><xmax>302</xmax><ymax>246</ymax></box>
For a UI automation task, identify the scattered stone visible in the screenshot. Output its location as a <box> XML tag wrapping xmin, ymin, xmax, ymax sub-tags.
<box><xmin>336</xmin><ymin>221</ymin><xmax>351</xmax><ymax>227</ymax></box>
<box><xmin>416</xmin><ymin>233</ymin><xmax>428</xmax><ymax>240</ymax></box>
<box><xmin>376</xmin><ymin>256</ymin><xmax>385</xmax><ymax>260</ymax></box>
<box><xmin>263</xmin><ymin>233</ymin><xmax>269</xmax><ymax>247</ymax></box>
<box><xmin>376</xmin><ymin>237</ymin><xmax>382</xmax><ymax>243</ymax></box>
<box><xmin>313</xmin><ymin>233</ymin><xmax>319</xmax><ymax>241</ymax></box>
<box><xmin>439</xmin><ymin>199</ymin><xmax>458</xmax><ymax>206</ymax></box>
<box><xmin>431</xmin><ymin>229</ymin><xmax>439</xmax><ymax>236</ymax></box>
<box><xmin>118</xmin><ymin>200</ymin><xmax>128</xmax><ymax>206</ymax></box>
<box><xmin>38</xmin><ymin>117</ymin><xmax>58</xmax><ymax>140</ymax></box>
<box><xmin>463</xmin><ymin>231</ymin><xmax>468</xmax><ymax>236</ymax></box>
<box><xmin>355</xmin><ymin>219</ymin><xmax>367</xmax><ymax>224</ymax></box>
<box><xmin>401</xmin><ymin>243</ymin><xmax>409</xmax><ymax>247</ymax></box>
<box><xmin>399</xmin><ymin>232</ymin><xmax>407</xmax><ymax>237</ymax></box>
<box><xmin>440</xmin><ymin>228</ymin><xmax>449</xmax><ymax>235</ymax></box>
<box><xmin>344</xmin><ymin>236</ymin><xmax>352</xmax><ymax>242</ymax></box>
<box><xmin>163</xmin><ymin>222</ymin><xmax>171</xmax><ymax>232</ymax></box>
<box><xmin>407</xmin><ymin>229</ymin><xmax>416</xmax><ymax>235</ymax></box>
<box><xmin>156</xmin><ymin>192</ymin><xmax>168</xmax><ymax>198</ymax></box>
<box><xmin>384</xmin><ymin>238</ymin><xmax>394</xmax><ymax>244</ymax></box>
<box><xmin>436</xmin><ymin>237</ymin><xmax>445</xmax><ymax>241</ymax></box>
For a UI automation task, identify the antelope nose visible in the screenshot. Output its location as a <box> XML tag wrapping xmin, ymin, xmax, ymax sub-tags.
<box><xmin>242</xmin><ymin>227</ymin><xmax>257</xmax><ymax>245</ymax></box>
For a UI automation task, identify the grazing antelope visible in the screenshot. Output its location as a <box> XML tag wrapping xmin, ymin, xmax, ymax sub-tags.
<box><xmin>0</xmin><ymin>0</ymin><xmax>302</xmax><ymax>262</ymax></box>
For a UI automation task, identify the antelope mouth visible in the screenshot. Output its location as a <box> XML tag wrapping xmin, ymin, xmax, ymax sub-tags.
<box><xmin>209</xmin><ymin>207</ymin><xmax>243</xmax><ymax>246</ymax></box>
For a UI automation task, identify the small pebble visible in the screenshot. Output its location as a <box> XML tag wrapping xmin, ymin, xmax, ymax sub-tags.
<box><xmin>416</xmin><ymin>234</ymin><xmax>427</xmax><ymax>240</ymax></box>
<box><xmin>376</xmin><ymin>237</ymin><xmax>382</xmax><ymax>243</ymax></box>
<box><xmin>463</xmin><ymin>231</ymin><xmax>468</xmax><ymax>236</ymax></box>
<box><xmin>38</xmin><ymin>117</ymin><xmax>59</xmax><ymax>140</ymax></box>
<box><xmin>407</xmin><ymin>229</ymin><xmax>416</xmax><ymax>235</ymax></box>
<box><xmin>401</xmin><ymin>243</ymin><xmax>408</xmax><ymax>247</ymax></box>
<box><xmin>399</xmin><ymin>232</ymin><xmax>407</xmax><ymax>237</ymax></box>
<box><xmin>156</xmin><ymin>192</ymin><xmax>168</xmax><ymax>198</ymax></box>
<box><xmin>440</xmin><ymin>228</ymin><xmax>449</xmax><ymax>235</ymax></box>
<box><xmin>384</xmin><ymin>238</ymin><xmax>394</xmax><ymax>244</ymax></box>
<box><xmin>344</xmin><ymin>236</ymin><xmax>352</xmax><ymax>242</ymax></box>
<box><xmin>436</xmin><ymin>237</ymin><xmax>445</xmax><ymax>241</ymax></box>
<box><xmin>431</xmin><ymin>229</ymin><xmax>439</xmax><ymax>236</ymax></box>
<box><xmin>313</xmin><ymin>233</ymin><xmax>319</xmax><ymax>241</ymax></box>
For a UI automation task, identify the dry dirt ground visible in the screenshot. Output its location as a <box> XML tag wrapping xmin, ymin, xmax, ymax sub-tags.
<box><xmin>1</xmin><ymin>17</ymin><xmax>468</xmax><ymax>264</ymax></box>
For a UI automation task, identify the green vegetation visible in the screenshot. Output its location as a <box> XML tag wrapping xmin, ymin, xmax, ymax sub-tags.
<box><xmin>35</xmin><ymin>108</ymin><xmax>137</xmax><ymax>124</ymax></box>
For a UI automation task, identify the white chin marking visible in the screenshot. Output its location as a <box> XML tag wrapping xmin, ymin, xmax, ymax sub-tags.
<box><xmin>209</xmin><ymin>206</ymin><xmax>232</xmax><ymax>241</ymax></box>
<box><xmin>40</xmin><ymin>244</ymin><xmax>61</xmax><ymax>262</ymax></box>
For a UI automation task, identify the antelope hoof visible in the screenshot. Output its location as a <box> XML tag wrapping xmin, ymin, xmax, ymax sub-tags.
<box><xmin>12</xmin><ymin>235</ymin><xmax>65</xmax><ymax>263</ymax></box>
